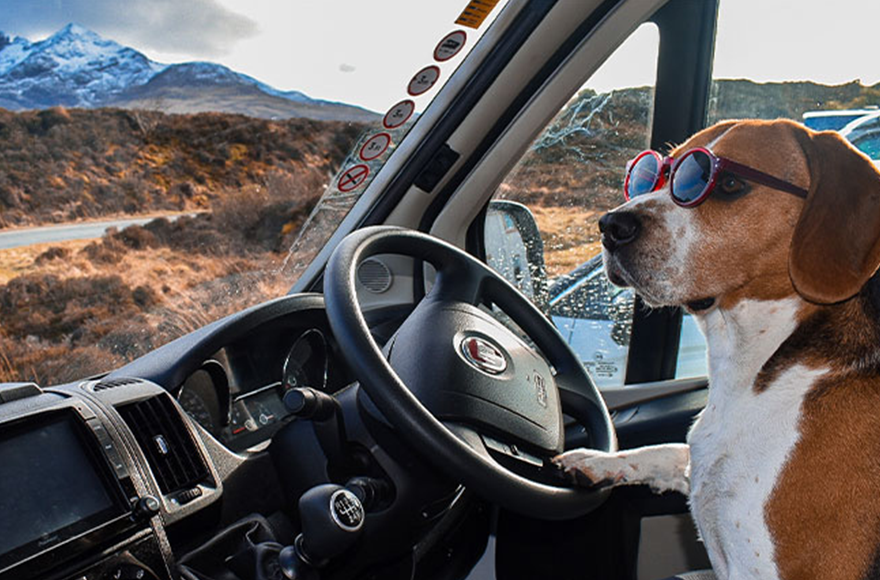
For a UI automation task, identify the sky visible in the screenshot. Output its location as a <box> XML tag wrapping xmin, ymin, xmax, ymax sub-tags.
<box><xmin>1</xmin><ymin>0</ymin><xmax>879</xmax><ymax>112</ymax></box>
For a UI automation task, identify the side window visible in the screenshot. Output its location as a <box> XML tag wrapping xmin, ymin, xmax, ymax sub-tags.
<box><xmin>489</xmin><ymin>24</ymin><xmax>660</xmax><ymax>389</ymax></box>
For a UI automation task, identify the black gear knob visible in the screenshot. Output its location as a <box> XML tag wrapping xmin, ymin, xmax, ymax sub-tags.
<box><xmin>297</xmin><ymin>484</ymin><xmax>364</xmax><ymax>565</ymax></box>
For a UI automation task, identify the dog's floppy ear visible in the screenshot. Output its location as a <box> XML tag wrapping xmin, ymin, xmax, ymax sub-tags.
<box><xmin>789</xmin><ymin>127</ymin><xmax>880</xmax><ymax>303</ymax></box>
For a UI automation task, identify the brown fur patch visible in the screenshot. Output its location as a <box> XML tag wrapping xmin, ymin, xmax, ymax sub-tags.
<box><xmin>766</xmin><ymin>371</ymin><xmax>880</xmax><ymax>580</ymax></box>
<box><xmin>755</xmin><ymin>279</ymin><xmax>880</xmax><ymax>392</ymax></box>
<box><xmin>763</xmin><ymin>278</ymin><xmax>880</xmax><ymax>578</ymax></box>
<box><xmin>684</xmin><ymin>121</ymin><xmax>809</xmax><ymax>308</ymax></box>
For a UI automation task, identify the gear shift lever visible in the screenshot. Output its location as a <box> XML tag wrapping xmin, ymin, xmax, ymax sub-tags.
<box><xmin>278</xmin><ymin>484</ymin><xmax>365</xmax><ymax>579</ymax></box>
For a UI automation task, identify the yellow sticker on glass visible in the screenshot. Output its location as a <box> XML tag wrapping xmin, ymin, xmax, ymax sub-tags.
<box><xmin>455</xmin><ymin>0</ymin><xmax>501</xmax><ymax>29</ymax></box>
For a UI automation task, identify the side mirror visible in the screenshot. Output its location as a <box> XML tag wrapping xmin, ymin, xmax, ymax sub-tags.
<box><xmin>484</xmin><ymin>200</ymin><xmax>548</xmax><ymax>308</ymax></box>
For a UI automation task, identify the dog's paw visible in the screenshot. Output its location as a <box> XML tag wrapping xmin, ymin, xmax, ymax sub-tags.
<box><xmin>552</xmin><ymin>449</ymin><xmax>627</xmax><ymax>489</ymax></box>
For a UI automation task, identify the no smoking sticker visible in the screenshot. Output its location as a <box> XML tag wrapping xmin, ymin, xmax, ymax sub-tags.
<box><xmin>338</xmin><ymin>164</ymin><xmax>370</xmax><ymax>192</ymax></box>
<box><xmin>408</xmin><ymin>66</ymin><xmax>440</xmax><ymax>96</ymax></box>
<box><xmin>359</xmin><ymin>133</ymin><xmax>392</xmax><ymax>162</ymax></box>
<box><xmin>434</xmin><ymin>31</ymin><xmax>467</xmax><ymax>62</ymax></box>
<box><xmin>383</xmin><ymin>100</ymin><xmax>415</xmax><ymax>129</ymax></box>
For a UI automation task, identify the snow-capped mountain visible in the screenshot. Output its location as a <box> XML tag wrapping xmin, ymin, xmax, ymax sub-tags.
<box><xmin>0</xmin><ymin>24</ymin><xmax>376</xmax><ymax>122</ymax></box>
<box><xmin>0</xmin><ymin>24</ymin><xmax>165</xmax><ymax>109</ymax></box>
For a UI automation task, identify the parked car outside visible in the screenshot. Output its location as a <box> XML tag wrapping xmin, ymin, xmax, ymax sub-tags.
<box><xmin>803</xmin><ymin>107</ymin><xmax>880</xmax><ymax>166</ymax></box>
<box><xmin>839</xmin><ymin>111</ymin><xmax>880</xmax><ymax>167</ymax></box>
<box><xmin>801</xmin><ymin>107</ymin><xmax>879</xmax><ymax>131</ymax></box>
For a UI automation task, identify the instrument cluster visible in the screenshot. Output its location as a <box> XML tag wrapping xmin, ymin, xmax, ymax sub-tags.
<box><xmin>176</xmin><ymin>328</ymin><xmax>337</xmax><ymax>452</ymax></box>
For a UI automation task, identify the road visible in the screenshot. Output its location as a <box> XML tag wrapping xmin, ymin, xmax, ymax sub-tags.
<box><xmin>0</xmin><ymin>214</ymin><xmax>194</xmax><ymax>250</ymax></box>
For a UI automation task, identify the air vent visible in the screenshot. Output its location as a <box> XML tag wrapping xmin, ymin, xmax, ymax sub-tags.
<box><xmin>117</xmin><ymin>395</ymin><xmax>209</xmax><ymax>495</ymax></box>
<box><xmin>92</xmin><ymin>377</ymin><xmax>141</xmax><ymax>392</ymax></box>
<box><xmin>357</xmin><ymin>258</ymin><xmax>392</xmax><ymax>293</ymax></box>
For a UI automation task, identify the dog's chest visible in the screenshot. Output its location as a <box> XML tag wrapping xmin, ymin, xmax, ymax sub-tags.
<box><xmin>687</xmin><ymin>363</ymin><xmax>824</xmax><ymax>580</ymax></box>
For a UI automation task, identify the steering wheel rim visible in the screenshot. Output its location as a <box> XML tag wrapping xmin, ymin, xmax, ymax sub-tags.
<box><xmin>324</xmin><ymin>226</ymin><xmax>616</xmax><ymax>520</ymax></box>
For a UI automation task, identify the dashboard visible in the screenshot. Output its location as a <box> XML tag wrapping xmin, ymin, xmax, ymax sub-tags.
<box><xmin>176</xmin><ymin>323</ymin><xmax>353</xmax><ymax>452</ymax></box>
<box><xmin>0</xmin><ymin>288</ymin><xmax>580</xmax><ymax>580</ymax></box>
<box><xmin>0</xmin><ymin>294</ymin><xmax>355</xmax><ymax>580</ymax></box>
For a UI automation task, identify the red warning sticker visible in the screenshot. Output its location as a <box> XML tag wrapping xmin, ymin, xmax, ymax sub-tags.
<box><xmin>337</xmin><ymin>164</ymin><xmax>370</xmax><ymax>192</ymax></box>
<box><xmin>383</xmin><ymin>99</ymin><xmax>415</xmax><ymax>129</ymax></box>
<box><xmin>359</xmin><ymin>133</ymin><xmax>392</xmax><ymax>162</ymax></box>
<box><xmin>434</xmin><ymin>31</ymin><xmax>467</xmax><ymax>62</ymax></box>
<box><xmin>407</xmin><ymin>65</ymin><xmax>441</xmax><ymax>96</ymax></box>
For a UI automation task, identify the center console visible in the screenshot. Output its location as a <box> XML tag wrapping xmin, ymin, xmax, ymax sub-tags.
<box><xmin>0</xmin><ymin>384</ymin><xmax>174</xmax><ymax>580</ymax></box>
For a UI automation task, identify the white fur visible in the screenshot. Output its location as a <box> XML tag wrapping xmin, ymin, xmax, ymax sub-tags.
<box><xmin>688</xmin><ymin>298</ymin><xmax>826</xmax><ymax>580</ymax></box>
<box><xmin>555</xmin><ymin>298</ymin><xmax>826</xmax><ymax>580</ymax></box>
<box><xmin>605</xmin><ymin>189</ymin><xmax>700</xmax><ymax>306</ymax></box>
<box><xmin>555</xmin><ymin>444</ymin><xmax>689</xmax><ymax>494</ymax></box>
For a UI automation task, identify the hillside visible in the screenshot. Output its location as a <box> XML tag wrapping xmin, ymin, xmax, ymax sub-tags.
<box><xmin>2</xmin><ymin>78</ymin><xmax>880</xmax><ymax>385</ymax></box>
<box><xmin>709</xmin><ymin>79</ymin><xmax>880</xmax><ymax>122</ymax></box>
<box><xmin>0</xmin><ymin>107</ymin><xmax>368</xmax><ymax>384</ymax></box>
<box><xmin>0</xmin><ymin>107</ymin><xmax>365</xmax><ymax>228</ymax></box>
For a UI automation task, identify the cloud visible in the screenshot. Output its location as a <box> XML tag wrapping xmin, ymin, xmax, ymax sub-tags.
<box><xmin>339</xmin><ymin>63</ymin><xmax>356</xmax><ymax>73</ymax></box>
<box><xmin>0</xmin><ymin>0</ymin><xmax>258</xmax><ymax>57</ymax></box>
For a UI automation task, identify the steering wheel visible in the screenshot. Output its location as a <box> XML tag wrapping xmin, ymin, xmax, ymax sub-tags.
<box><xmin>324</xmin><ymin>226</ymin><xmax>616</xmax><ymax>520</ymax></box>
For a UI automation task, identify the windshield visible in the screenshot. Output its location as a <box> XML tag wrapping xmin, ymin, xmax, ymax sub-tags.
<box><xmin>0</xmin><ymin>0</ymin><xmax>506</xmax><ymax>385</ymax></box>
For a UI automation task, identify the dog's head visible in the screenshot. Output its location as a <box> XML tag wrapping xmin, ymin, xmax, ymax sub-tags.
<box><xmin>602</xmin><ymin>119</ymin><xmax>880</xmax><ymax>312</ymax></box>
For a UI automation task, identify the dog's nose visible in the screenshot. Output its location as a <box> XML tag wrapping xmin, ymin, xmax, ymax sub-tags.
<box><xmin>599</xmin><ymin>211</ymin><xmax>641</xmax><ymax>251</ymax></box>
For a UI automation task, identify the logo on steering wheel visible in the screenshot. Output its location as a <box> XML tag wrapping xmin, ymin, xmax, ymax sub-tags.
<box><xmin>460</xmin><ymin>336</ymin><xmax>508</xmax><ymax>374</ymax></box>
<box><xmin>533</xmin><ymin>372</ymin><xmax>548</xmax><ymax>408</ymax></box>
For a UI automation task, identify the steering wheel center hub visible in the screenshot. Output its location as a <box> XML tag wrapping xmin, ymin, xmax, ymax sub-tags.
<box><xmin>460</xmin><ymin>335</ymin><xmax>508</xmax><ymax>374</ymax></box>
<box><xmin>388</xmin><ymin>299</ymin><xmax>563</xmax><ymax>454</ymax></box>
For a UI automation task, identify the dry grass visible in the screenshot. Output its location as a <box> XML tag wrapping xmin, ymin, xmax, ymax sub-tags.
<box><xmin>0</xmin><ymin>168</ymin><xmax>326</xmax><ymax>385</ymax></box>
<box><xmin>0</xmin><ymin>240</ymin><xmax>92</xmax><ymax>284</ymax></box>
<box><xmin>0</xmin><ymin>242</ymin><xmax>286</xmax><ymax>384</ymax></box>
<box><xmin>0</xmin><ymin>108</ymin><xmax>364</xmax><ymax>228</ymax></box>
<box><xmin>530</xmin><ymin>206</ymin><xmax>603</xmax><ymax>276</ymax></box>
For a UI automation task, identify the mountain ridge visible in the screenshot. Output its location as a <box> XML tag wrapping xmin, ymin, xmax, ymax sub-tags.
<box><xmin>0</xmin><ymin>24</ymin><xmax>377</xmax><ymax>122</ymax></box>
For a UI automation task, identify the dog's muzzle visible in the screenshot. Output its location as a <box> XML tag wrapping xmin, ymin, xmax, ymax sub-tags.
<box><xmin>599</xmin><ymin>211</ymin><xmax>641</xmax><ymax>251</ymax></box>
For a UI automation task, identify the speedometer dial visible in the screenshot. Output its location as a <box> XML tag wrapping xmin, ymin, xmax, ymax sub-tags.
<box><xmin>177</xmin><ymin>363</ymin><xmax>227</xmax><ymax>437</ymax></box>
<box><xmin>178</xmin><ymin>387</ymin><xmax>217</xmax><ymax>434</ymax></box>
<box><xmin>282</xmin><ymin>329</ymin><xmax>329</xmax><ymax>391</ymax></box>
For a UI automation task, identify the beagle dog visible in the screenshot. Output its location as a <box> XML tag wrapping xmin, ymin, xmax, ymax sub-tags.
<box><xmin>554</xmin><ymin>119</ymin><xmax>880</xmax><ymax>580</ymax></box>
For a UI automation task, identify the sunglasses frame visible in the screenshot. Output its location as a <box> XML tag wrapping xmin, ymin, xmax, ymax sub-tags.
<box><xmin>624</xmin><ymin>147</ymin><xmax>809</xmax><ymax>207</ymax></box>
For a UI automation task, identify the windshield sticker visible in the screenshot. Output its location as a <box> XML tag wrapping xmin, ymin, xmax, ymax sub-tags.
<box><xmin>455</xmin><ymin>0</ymin><xmax>501</xmax><ymax>29</ymax></box>
<box><xmin>407</xmin><ymin>66</ymin><xmax>441</xmax><ymax>96</ymax></box>
<box><xmin>383</xmin><ymin>99</ymin><xmax>415</xmax><ymax>129</ymax></box>
<box><xmin>359</xmin><ymin>133</ymin><xmax>392</xmax><ymax>162</ymax></box>
<box><xmin>434</xmin><ymin>31</ymin><xmax>467</xmax><ymax>62</ymax></box>
<box><xmin>337</xmin><ymin>164</ymin><xmax>371</xmax><ymax>193</ymax></box>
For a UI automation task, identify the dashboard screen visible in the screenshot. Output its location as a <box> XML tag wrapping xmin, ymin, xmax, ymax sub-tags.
<box><xmin>0</xmin><ymin>413</ymin><xmax>121</xmax><ymax>558</ymax></box>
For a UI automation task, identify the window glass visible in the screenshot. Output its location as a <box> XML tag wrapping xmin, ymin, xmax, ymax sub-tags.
<box><xmin>489</xmin><ymin>24</ymin><xmax>659</xmax><ymax>388</ymax></box>
<box><xmin>0</xmin><ymin>1</ymin><xmax>506</xmax><ymax>385</ymax></box>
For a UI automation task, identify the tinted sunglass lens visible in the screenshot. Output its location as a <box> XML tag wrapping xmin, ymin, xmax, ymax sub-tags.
<box><xmin>626</xmin><ymin>154</ymin><xmax>660</xmax><ymax>198</ymax></box>
<box><xmin>672</xmin><ymin>150</ymin><xmax>713</xmax><ymax>204</ymax></box>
